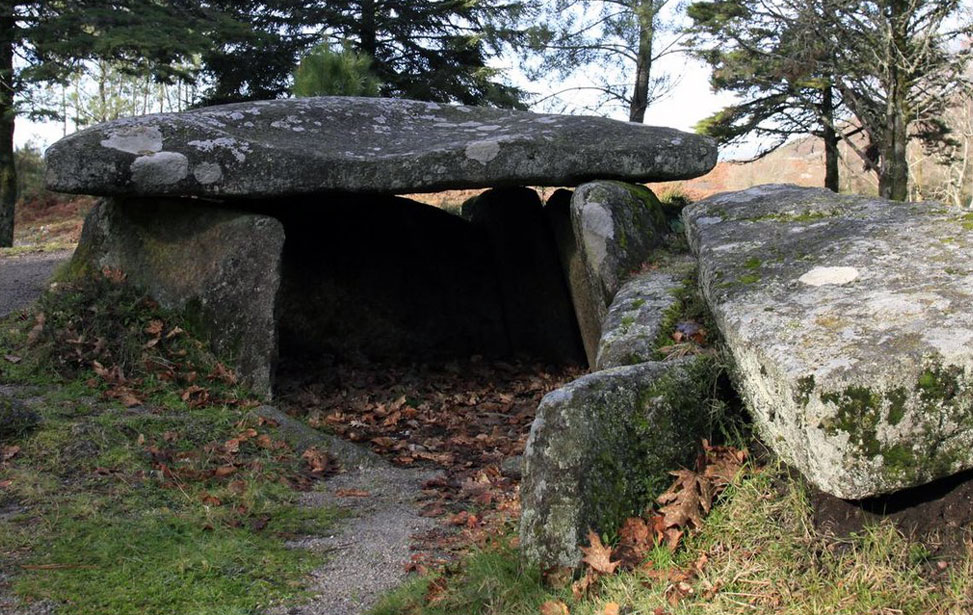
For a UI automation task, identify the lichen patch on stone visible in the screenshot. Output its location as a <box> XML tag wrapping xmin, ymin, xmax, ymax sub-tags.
<box><xmin>100</xmin><ymin>125</ymin><xmax>163</xmax><ymax>155</ymax></box>
<box><xmin>193</xmin><ymin>162</ymin><xmax>223</xmax><ymax>185</ymax></box>
<box><xmin>465</xmin><ymin>140</ymin><xmax>501</xmax><ymax>164</ymax></box>
<box><xmin>130</xmin><ymin>152</ymin><xmax>189</xmax><ymax>187</ymax></box>
<box><xmin>799</xmin><ymin>266</ymin><xmax>859</xmax><ymax>286</ymax></box>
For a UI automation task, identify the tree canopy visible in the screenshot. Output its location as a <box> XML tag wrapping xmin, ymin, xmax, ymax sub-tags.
<box><xmin>688</xmin><ymin>0</ymin><xmax>972</xmax><ymax>200</ymax></box>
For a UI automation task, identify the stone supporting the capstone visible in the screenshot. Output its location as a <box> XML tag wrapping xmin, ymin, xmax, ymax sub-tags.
<box><xmin>520</xmin><ymin>357</ymin><xmax>714</xmax><ymax>569</ymax></box>
<box><xmin>69</xmin><ymin>197</ymin><xmax>284</xmax><ymax>398</ymax></box>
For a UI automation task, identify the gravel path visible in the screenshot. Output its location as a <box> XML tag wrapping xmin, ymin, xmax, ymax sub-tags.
<box><xmin>0</xmin><ymin>250</ymin><xmax>73</xmax><ymax>318</ymax></box>
<box><xmin>257</xmin><ymin>407</ymin><xmax>439</xmax><ymax>615</ymax></box>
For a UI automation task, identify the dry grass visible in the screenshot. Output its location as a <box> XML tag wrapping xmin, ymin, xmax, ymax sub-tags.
<box><xmin>373</xmin><ymin>462</ymin><xmax>973</xmax><ymax>615</ymax></box>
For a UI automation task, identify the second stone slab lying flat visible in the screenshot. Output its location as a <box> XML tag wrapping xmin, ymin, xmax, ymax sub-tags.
<box><xmin>685</xmin><ymin>184</ymin><xmax>973</xmax><ymax>499</ymax></box>
<box><xmin>45</xmin><ymin>96</ymin><xmax>716</xmax><ymax>198</ymax></box>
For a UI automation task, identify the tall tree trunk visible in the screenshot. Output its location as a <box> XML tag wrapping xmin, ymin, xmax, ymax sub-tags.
<box><xmin>821</xmin><ymin>83</ymin><xmax>839</xmax><ymax>192</ymax></box>
<box><xmin>359</xmin><ymin>0</ymin><xmax>377</xmax><ymax>58</ymax></box>
<box><xmin>880</xmin><ymin>0</ymin><xmax>909</xmax><ymax>201</ymax></box>
<box><xmin>0</xmin><ymin>5</ymin><xmax>16</xmax><ymax>248</ymax></box>
<box><xmin>628</xmin><ymin>1</ymin><xmax>654</xmax><ymax>123</ymax></box>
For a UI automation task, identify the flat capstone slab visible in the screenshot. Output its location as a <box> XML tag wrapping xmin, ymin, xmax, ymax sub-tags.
<box><xmin>45</xmin><ymin>96</ymin><xmax>717</xmax><ymax>198</ymax></box>
<box><xmin>684</xmin><ymin>184</ymin><xmax>973</xmax><ymax>499</ymax></box>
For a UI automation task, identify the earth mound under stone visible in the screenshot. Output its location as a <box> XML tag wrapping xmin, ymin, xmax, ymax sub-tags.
<box><xmin>45</xmin><ymin>96</ymin><xmax>716</xmax><ymax>198</ymax></box>
<box><xmin>684</xmin><ymin>184</ymin><xmax>973</xmax><ymax>499</ymax></box>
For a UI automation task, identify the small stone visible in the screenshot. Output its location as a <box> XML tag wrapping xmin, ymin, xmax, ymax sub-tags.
<box><xmin>0</xmin><ymin>396</ymin><xmax>40</xmax><ymax>442</ymax></box>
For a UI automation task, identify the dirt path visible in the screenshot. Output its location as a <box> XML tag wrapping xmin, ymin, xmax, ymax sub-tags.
<box><xmin>0</xmin><ymin>250</ymin><xmax>73</xmax><ymax>318</ymax></box>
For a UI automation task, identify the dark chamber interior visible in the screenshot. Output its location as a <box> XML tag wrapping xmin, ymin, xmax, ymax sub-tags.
<box><xmin>256</xmin><ymin>189</ymin><xmax>587</xmax><ymax>370</ymax></box>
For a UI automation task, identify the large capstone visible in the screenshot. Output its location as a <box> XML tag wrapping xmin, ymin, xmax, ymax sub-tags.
<box><xmin>46</xmin><ymin>97</ymin><xmax>716</xmax><ymax>198</ymax></box>
<box><xmin>520</xmin><ymin>357</ymin><xmax>714</xmax><ymax>569</ymax></box>
<box><xmin>69</xmin><ymin>198</ymin><xmax>284</xmax><ymax>398</ymax></box>
<box><xmin>685</xmin><ymin>184</ymin><xmax>973</xmax><ymax>499</ymax></box>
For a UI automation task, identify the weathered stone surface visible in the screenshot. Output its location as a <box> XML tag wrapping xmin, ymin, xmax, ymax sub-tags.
<box><xmin>546</xmin><ymin>189</ymin><xmax>603</xmax><ymax>366</ymax></box>
<box><xmin>520</xmin><ymin>358</ymin><xmax>713</xmax><ymax>568</ymax></box>
<box><xmin>595</xmin><ymin>257</ymin><xmax>693</xmax><ymax>370</ymax></box>
<box><xmin>462</xmin><ymin>188</ymin><xmax>585</xmax><ymax>363</ymax></box>
<box><xmin>275</xmin><ymin>194</ymin><xmax>509</xmax><ymax>362</ymax></box>
<box><xmin>46</xmin><ymin>97</ymin><xmax>716</xmax><ymax>198</ymax></box>
<box><xmin>685</xmin><ymin>184</ymin><xmax>973</xmax><ymax>499</ymax></box>
<box><xmin>0</xmin><ymin>395</ymin><xmax>40</xmax><ymax>442</ymax></box>
<box><xmin>70</xmin><ymin>198</ymin><xmax>284</xmax><ymax>397</ymax></box>
<box><xmin>571</xmin><ymin>181</ymin><xmax>669</xmax><ymax>326</ymax></box>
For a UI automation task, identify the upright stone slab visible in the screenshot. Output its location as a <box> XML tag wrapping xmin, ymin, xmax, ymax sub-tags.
<box><xmin>520</xmin><ymin>358</ymin><xmax>713</xmax><ymax>569</ymax></box>
<box><xmin>46</xmin><ymin>97</ymin><xmax>717</xmax><ymax>198</ymax></box>
<box><xmin>685</xmin><ymin>184</ymin><xmax>973</xmax><ymax>499</ymax></box>
<box><xmin>546</xmin><ymin>189</ymin><xmax>603</xmax><ymax>366</ymax></box>
<box><xmin>571</xmin><ymin>181</ymin><xmax>669</xmax><ymax>332</ymax></box>
<box><xmin>462</xmin><ymin>187</ymin><xmax>585</xmax><ymax>363</ymax></box>
<box><xmin>595</xmin><ymin>257</ymin><xmax>693</xmax><ymax>370</ymax></box>
<box><xmin>70</xmin><ymin>198</ymin><xmax>284</xmax><ymax>397</ymax></box>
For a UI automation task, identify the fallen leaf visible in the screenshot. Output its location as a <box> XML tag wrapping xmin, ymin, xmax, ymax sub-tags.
<box><xmin>3</xmin><ymin>354</ymin><xmax>21</xmax><ymax>363</ymax></box>
<box><xmin>144</xmin><ymin>320</ymin><xmax>164</xmax><ymax>336</ymax></box>
<box><xmin>1</xmin><ymin>445</ymin><xmax>21</xmax><ymax>462</ymax></box>
<box><xmin>603</xmin><ymin>602</ymin><xmax>620</xmax><ymax>615</ymax></box>
<box><xmin>0</xmin><ymin>479</ymin><xmax>12</xmax><ymax>489</ymax></box>
<box><xmin>539</xmin><ymin>600</ymin><xmax>570</xmax><ymax>615</ymax></box>
<box><xmin>199</xmin><ymin>492</ymin><xmax>222</xmax><ymax>507</ymax></box>
<box><xmin>214</xmin><ymin>465</ymin><xmax>237</xmax><ymax>478</ymax></box>
<box><xmin>335</xmin><ymin>488</ymin><xmax>370</xmax><ymax>498</ymax></box>
<box><xmin>581</xmin><ymin>530</ymin><xmax>620</xmax><ymax>575</ymax></box>
<box><xmin>572</xmin><ymin>569</ymin><xmax>598</xmax><ymax>600</ymax></box>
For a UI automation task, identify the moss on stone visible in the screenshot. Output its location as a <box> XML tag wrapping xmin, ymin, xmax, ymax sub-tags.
<box><xmin>820</xmin><ymin>385</ymin><xmax>882</xmax><ymax>456</ymax></box>
<box><xmin>739</xmin><ymin>273</ymin><xmax>761</xmax><ymax>285</ymax></box>
<box><xmin>886</xmin><ymin>388</ymin><xmax>908</xmax><ymax>426</ymax></box>
<box><xmin>794</xmin><ymin>375</ymin><xmax>815</xmax><ymax>407</ymax></box>
<box><xmin>581</xmin><ymin>357</ymin><xmax>720</xmax><ymax>537</ymax></box>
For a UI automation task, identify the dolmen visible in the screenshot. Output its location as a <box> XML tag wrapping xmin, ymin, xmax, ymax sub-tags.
<box><xmin>45</xmin><ymin>96</ymin><xmax>716</xmax><ymax>401</ymax></box>
<box><xmin>46</xmin><ymin>98</ymin><xmax>973</xmax><ymax>573</ymax></box>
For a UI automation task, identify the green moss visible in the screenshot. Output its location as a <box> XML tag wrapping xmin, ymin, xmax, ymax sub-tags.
<box><xmin>739</xmin><ymin>273</ymin><xmax>761</xmax><ymax>285</ymax></box>
<box><xmin>820</xmin><ymin>386</ymin><xmax>882</xmax><ymax>456</ymax></box>
<box><xmin>794</xmin><ymin>375</ymin><xmax>815</xmax><ymax>407</ymax></box>
<box><xmin>881</xmin><ymin>444</ymin><xmax>918</xmax><ymax>480</ymax></box>
<box><xmin>746</xmin><ymin>209</ymin><xmax>838</xmax><ymax>223</ymax></box>
<box><xmin>744</xmin><ymin>257</ymin><xmax>762</xmax><ymax>270</ymax></box>
<box><xmin>886</xmin><ymin>388</ymin><xmax>908</xmax><ymax>426</ymax></box>
<box><xmin>584</xmin><ymin>357</ymin><xmax>722</xmax><ymax>538</ymax></box>
<box><xmin>632</xmin><ymin>298</ymin><xmax>646</xmax><ymax>309</ymax></box>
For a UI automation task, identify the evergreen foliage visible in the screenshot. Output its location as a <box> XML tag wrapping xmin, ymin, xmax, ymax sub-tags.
<box><xmin>292</xmin><ymin>43</ymin><xmax>381</xmax><ymax>98</ymax></box>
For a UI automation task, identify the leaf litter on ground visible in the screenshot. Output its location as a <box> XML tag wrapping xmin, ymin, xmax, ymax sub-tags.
<box><xmin>277</xmin><ymin>357</ymin><xmax>584</xmax><ymax>567</ymax></box>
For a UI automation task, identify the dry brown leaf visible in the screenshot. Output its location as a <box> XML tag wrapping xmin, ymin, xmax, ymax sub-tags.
<box><xmin>657</xmin><ymin>469</ymin><xmax>710</xmax><ymax>531</ymax></box>
<box><xmin>603</xmin><ymin>602</ymin><xmax>620</xmax><ymax>615</ymax></box>
<box><xmin>335</xmin><ymin>488</ymin><xmax>370</xmax><ymax>498</ymax></box>
<box><xmin>581</xmin><ymin>529</ymin><xmax>620</xmax><ymax>575</ymax></box>
<box><xmin>1</xmin><ymin>445</ymin><xmax>21</xmax><ymax>462</ymax></box>
<box><xmin>144</xmin><ymin>320</ymin><xmax>164</xmax><ymax>336</ymax></box>
<box><xmin>3</xmin><ymin>354</ymin><xmax>21</xmax><ymax>364</ymax></box>
<box><xmin>539</xmin><ymin>600</ymin><xmax>570</xmax><ymax>615</ymax></box>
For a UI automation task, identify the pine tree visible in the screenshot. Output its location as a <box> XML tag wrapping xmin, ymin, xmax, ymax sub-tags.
<box><xmin>292</xmin><ymin>43</ymin><xmax>381</xmax><ymax>98</ymax></box>
<box><xmin>0</xmin><ymin>0</ymin><xmax>230</xmax><ymax>246</ymax></box>
<box><xmin>687</xmin><ymin>0</ymin><xmax>843</xmax><ymax>191</ymax></box>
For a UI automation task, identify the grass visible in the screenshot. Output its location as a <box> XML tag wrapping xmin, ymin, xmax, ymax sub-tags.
<box><xmin>371</xmin><ymin>462</ymin><xmax>973</xmax><ymax>615</ymax></box>
<box><xmin>0</xmin><ymin>274</ymin><xmax>343</xmax><ymax>615</ymax></box>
